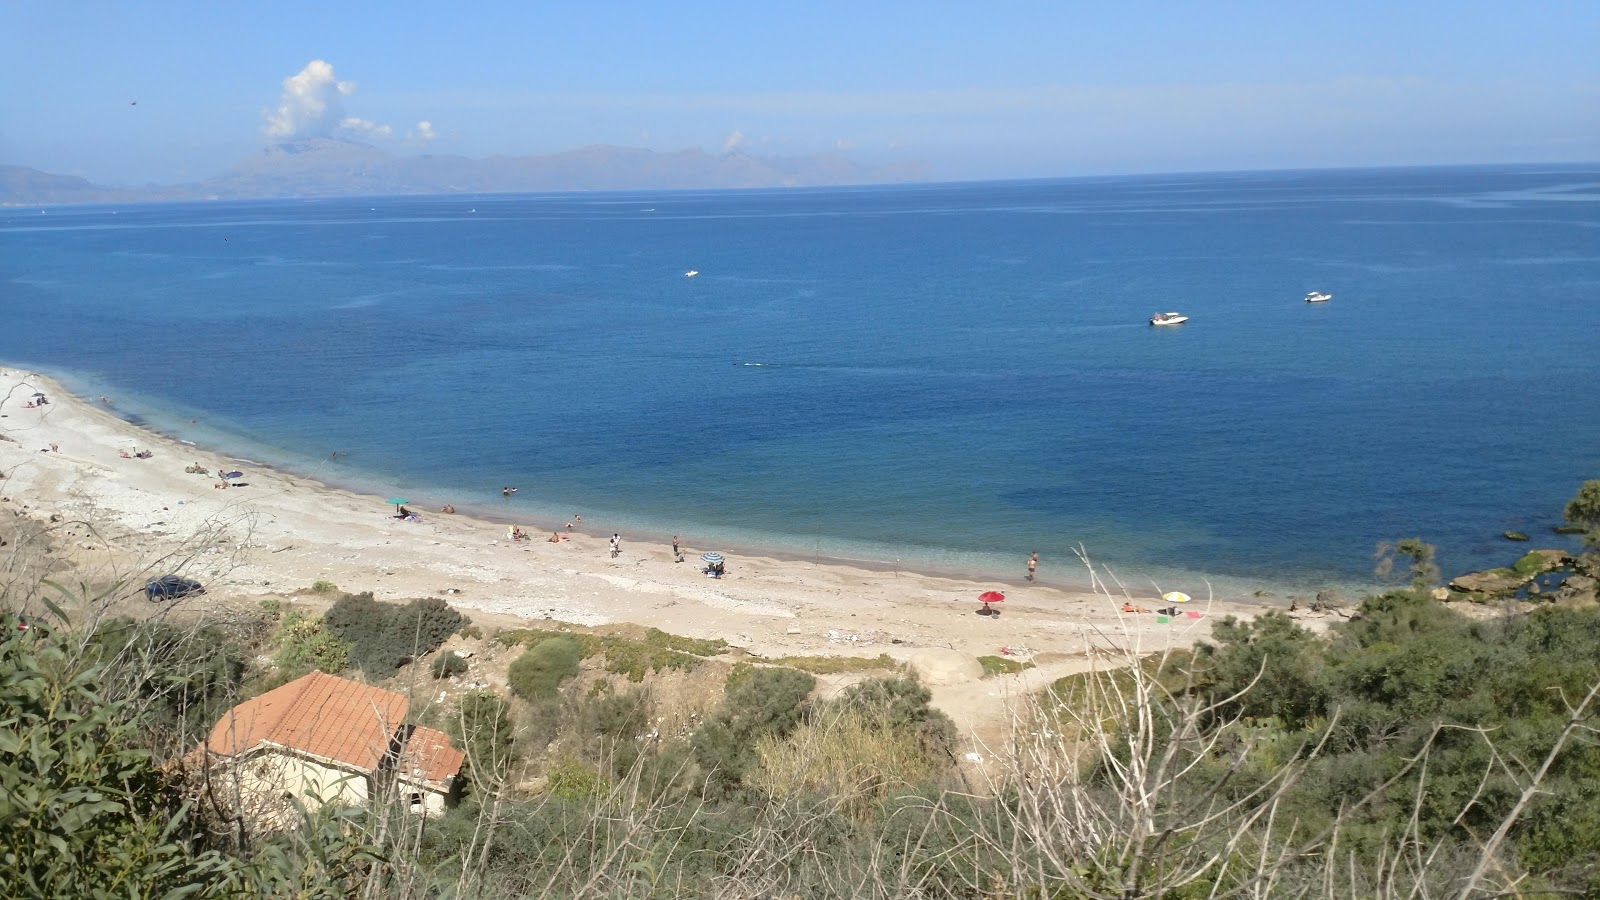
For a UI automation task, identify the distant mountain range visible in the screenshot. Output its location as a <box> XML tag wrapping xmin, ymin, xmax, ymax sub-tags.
<box><xmin>0</xmin><ymin>138</ymin><xmax>934</xmax><ymax>205</ymax></box>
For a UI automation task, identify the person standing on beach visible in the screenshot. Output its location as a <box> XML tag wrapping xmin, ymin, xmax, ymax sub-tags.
<box><xmin>672</xmin><ymin>535</ymin><xmax>681</xmax><ymax>561</ymax></box>
<box><xmin>609</xmin><ymin>534</ymin><xmax>621</xmax><ymax>558</ymax></box>
<box><xmin>1027</xmin><ymin>552</ymin><xmax>1039</xmax><ymax>581</ymax></box>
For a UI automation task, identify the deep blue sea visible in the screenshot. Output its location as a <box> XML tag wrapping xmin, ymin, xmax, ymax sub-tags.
<box><xmin>3</xmin><ymin>165</ymin><xmax>1598</xmax><ymax>595</ymax></box>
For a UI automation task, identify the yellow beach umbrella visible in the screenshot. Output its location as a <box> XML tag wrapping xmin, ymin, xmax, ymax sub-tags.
<box><xmin>1162</xmin><ymin>591</ymin><xmax>1191</xmax><ymax>604</ymax></box>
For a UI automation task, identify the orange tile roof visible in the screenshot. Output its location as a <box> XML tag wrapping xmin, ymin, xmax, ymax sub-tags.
<box><xmin>205</xmin><ymin>671</ymin><xmax>409</xmax><ymax>774</ymax></box>
<box><xmin>398</xmin><ymin>725</ymin><xmax>467</xmax><ymax>790</ymax></box>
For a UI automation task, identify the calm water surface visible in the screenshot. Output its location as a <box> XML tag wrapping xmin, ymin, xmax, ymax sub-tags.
<box><xmin>3</xmin><ymin>165</ymin><xmax>1597</xmax><ymax>594</ymax></box>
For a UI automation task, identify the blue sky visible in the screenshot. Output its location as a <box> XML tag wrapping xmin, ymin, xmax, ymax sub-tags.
<box><xmin>2</xmin><ymin>0</ymin><xmax>1595</xmax><ymax>184</ymax></box>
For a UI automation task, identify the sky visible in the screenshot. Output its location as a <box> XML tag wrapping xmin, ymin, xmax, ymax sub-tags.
<box><xmin>1</xmin><ymin>0</ymin><xmax>1596</xmax><ymax>185</ymax></box>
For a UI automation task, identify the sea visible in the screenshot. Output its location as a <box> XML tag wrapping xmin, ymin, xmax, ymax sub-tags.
<box><xmin>3</xmin><ymin>164</ymin><xmax>1598</xmax><ymax>597</ymax></box>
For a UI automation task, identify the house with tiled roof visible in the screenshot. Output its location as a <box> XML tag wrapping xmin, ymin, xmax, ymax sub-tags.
<box><xmin>199</xmin><ymin>670</ymin><xmax>465</xmax><ymax>819</ymax></box>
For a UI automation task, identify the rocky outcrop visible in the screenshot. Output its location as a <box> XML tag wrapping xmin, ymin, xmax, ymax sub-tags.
<box><xmin>1449</xmin><ymin>570</ymin><xmax>1528</xmax><ymax>596</ymax></box>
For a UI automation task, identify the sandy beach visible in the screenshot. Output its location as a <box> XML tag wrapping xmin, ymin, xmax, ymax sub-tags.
<box><xmin>0</xmin><ymin>365</ymin><xmax>1306</xmax><ymax>732</ymax></box>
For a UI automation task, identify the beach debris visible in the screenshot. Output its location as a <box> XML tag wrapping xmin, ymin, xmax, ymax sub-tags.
<box><xmin>785</xmin><ymin>627</ymin><xmax>802</xmax><ymax>635</ymax></box>
<box><xmin>964</xmin><ymin>752</ymin><xmax>984</xmax><ymax>764</ymax></box>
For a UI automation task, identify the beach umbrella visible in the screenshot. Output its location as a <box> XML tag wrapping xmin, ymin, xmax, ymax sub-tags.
<box><xmin>222</xmin><ymin>470</ymin><xmax>243</xmax><ymax>479</ymax></box>
<box><xmin>31</xmin><ymin>392</ymin><xmax>46</xmax><ymax>398</ymax></box>
<box><xmin>700</xmin><ymin>552</ymin><xmax>724</xmax><ymax>564</ymax></box>
<box><xmin>979</xmin><ymin>590</ymin><xmax>1005</xmax><ymax>615</ymax></box>
<box><xmin>386</xmin><ymin>497</ymin><xmax>409</xmax><ymax>514</ymax></box>
<box><xmin>1162</xmin><ymin>592</ymin><xmax>1191</xmax><ymax>604</ymax></box>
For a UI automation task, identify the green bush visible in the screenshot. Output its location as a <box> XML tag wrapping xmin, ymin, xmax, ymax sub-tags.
<box><xmin>310</xmin><ymin>579</ymin><xmax>338</xmax><ymax>594</ymax></box>
<box><xmin>323</xmin><ymin>593</ymin><xmax>466</xmax><ymax>679</ymax></box>
<box><xmin>0</xmin><ymin>614</ymin><xmax>237</xmax><ymax>897</ymax></box>
<box><xmin>834</xmin><ymin>675</ymin><xmax>960</xmax><ymax>763</ymax></box>
<box><xmin>448</xmin><ymin>689</ymin><xmax>515</xmax><ymax>786</ymax></box>
<box><xmin>577</xmin><ymin>685</ymin><xmax>653</xmax><ymax>776</ymax></box>
<box><xmin>274</xmin><ymin>613</ymin><xmax>351</xmax><ymax>678</ymax></box>
<box><xmin>493</xmin><ymin>626</ymin><xmax>720</xmax><ymax>680</ymax></box>
<box><xmin>692</xmin><ymin>666</ymin><xmax>815</xmax><ymax>796</ymax></box>
<box><xmin>508</xmin><ymin>636</ymin><xmax>583</xmax><ymax>701</ymax></box>
<box><xmin>431</xmin><ymin>652</ymin><xmax>468</xmax><ymax>679</ymax></box>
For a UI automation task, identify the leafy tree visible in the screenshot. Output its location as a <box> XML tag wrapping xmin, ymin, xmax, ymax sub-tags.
<box><xmin>1374</xmin><ymin>537</ymin><xmax>1439</xmax><ymax>590</ymax></box>
<box><xmin>1566</xmin><ymin>479</ymin><xmax>1600</xmax><ymax>543</ymax></box>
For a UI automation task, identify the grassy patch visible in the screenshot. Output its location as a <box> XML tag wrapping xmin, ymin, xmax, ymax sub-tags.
<box><xmin>640</xmin><ymin>627</ymin><xmax>728</xmax><ymax>657</ymax></box>
<box><xmin>1513</xmin><ymin>551</ymin><xmax>1552</xmax><ymax>576</ymax></box>
<box><xmin>494</xmin><ymin>626</ymin><xmax>718</xmax><ymax>682</ymax></box>
<box><xmin>769</xmin><ymin>654</ymin><xmax>901</xmax><ymax>675</ymax></box>
<box><xmin>977</xmin><ymin>655</ymin><xmax>1035</xmax><ymax>676</ymax></box>
<box><xmin>310</xmin><ymin>580</ymin><xmax>339</xmax><ymax>594</ymax></box>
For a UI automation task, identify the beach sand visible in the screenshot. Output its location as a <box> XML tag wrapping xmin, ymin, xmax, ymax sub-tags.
<box><xmin>0</xmin><ymin>366</ymin><xmax>1310</xmax><ymax>736</ymax></box>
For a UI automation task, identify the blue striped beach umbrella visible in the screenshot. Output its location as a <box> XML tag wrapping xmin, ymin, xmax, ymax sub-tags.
<box><xmin>700</xmin><ymin>552</ymin><xmax>724</xmax><ymax>564</ymax></box>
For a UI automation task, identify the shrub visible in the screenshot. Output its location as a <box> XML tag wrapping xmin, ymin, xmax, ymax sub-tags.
<box><xmin>577</xmin><ymin>686</ymin><xmax>653</xmax><ymax>777</ymax></box>
<box><xmin>274</xmin><ymin>614</ymin><xmax>350</xmax><ymax>678</ymax></box>
<box><xmin>753</xmin><ymin>706</ymin><xmax>948</xmax><ymax>810</ymax></box>
<box><xmin>448</xmin><ymin>689</ymin><xmax>515</xmax><ymax>786</ymax></box>
<box><xmin>692</xmin><ymin>666</ymin><xmax>815</xmax><ymax>796</ymax></box>
<box><xmin>0</xmin><ymin>615</ymin><xmax>236</xmax><ymax>896</ymax></box>
<box><xmin>508</xmin><ymin>636</ymin><xmax>582</xmax><ymax>701</ymax></box>
<box><xmin>310</xmin><ymin>580</ymin><xmax>338</xmax><ymax>594</ymax></box>
<box><xmin>324</xmin><ymin>593</ymin><xmax>467</xmax><ymax>680</ymax></box>
<box><xmin>431</xmin><ymin>652</ymin><xmax>468</xmax><ymax>679</ymax></box>
<box><xmin>493</xmin><ymin>627</ymin><xmax>719</xmax><ymax>680</ymax></box>
<box><xmin>546</xmin><ymin>754</ymin><xmax>602</xmax><ymax>801</ymax></box>
<box><xmin>259</xmin><ymin>597</ymin><xmax>282</xmax><ymax>619</ymax></box>
<box><xmin>834</xmin><ymin>675</ymin><xmax>960</xmax><ymax>763</ymax></box>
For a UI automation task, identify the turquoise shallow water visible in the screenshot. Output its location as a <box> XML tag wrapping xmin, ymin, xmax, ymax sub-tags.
<box><xmin>3</xmin><ymin>165</ymin><xmax>1598</xmax><ymax>594</ymax></box>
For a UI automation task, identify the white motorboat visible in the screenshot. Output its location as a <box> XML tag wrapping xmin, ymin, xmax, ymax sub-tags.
<box><xmin>1304</xmin><ymin>291</ymin><xmax>1332</xmax><ymax>303</ymax></box>
<box><xmin>1149</xmin><ymin>312</ymin><xmax>1189</xmax><ymax>326</ymax></box>
<box><xmin>684</xmin><ymin>269</ymin><xmax>700</xmax><ymax>278</ymax></box>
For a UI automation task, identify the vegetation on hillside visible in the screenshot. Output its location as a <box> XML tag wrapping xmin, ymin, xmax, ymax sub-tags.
<box><xmin>3</xmin><ymin>486</ymin><xmax>1599</xmax><ymax>897</ymax></box>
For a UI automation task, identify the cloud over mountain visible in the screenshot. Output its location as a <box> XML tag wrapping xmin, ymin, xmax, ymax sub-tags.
<box><xmin>263</xmin><ymin>60</ymin><xmax>395</xmax><ymax>143</ymax></box>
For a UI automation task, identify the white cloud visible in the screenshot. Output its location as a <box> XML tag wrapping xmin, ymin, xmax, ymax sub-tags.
<box><xmin>262</xmin><ymin>59</ymin><xmax>399</xmax><ymax>143</ymax></box>
<box><xmin>340</xmin><ymin>117</ymin><xmax>393</xmax><ymax>139</ymax></box>
<box><xmin>415</xmin><ymin>120</ymin><xmax>438</xmax><ymax>141</ymax></box>
<box><xmin>721</xmin><ymin>129</ymin><xmax>746</xmax><ymax>153</ymax></box>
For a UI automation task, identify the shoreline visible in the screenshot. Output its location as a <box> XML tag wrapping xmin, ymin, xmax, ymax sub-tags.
<box><xmin>0</xmin><ymin>363</ymin><xmax>1341</xmax><ymax>735</ymax></box>
<box><xmin>24</xmin><ymin>360</ymin><xmax>1363</xmax><ymax>603</ymax></box>
<box><xmin>0</xmin><ymin>365</ymin><xmax>1317</xmax><ymax>671</ymax></box>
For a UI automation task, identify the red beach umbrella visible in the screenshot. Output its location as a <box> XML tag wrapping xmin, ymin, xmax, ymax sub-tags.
<box><xmin>978</xmin><ymin>590</ymin><xmax>1005</xmax><ymax>616</ymax></box>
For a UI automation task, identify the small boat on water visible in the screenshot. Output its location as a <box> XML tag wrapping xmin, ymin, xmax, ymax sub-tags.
<box><xmin>1149</xmin><ymin>312</ymin><xmax>1189</xmax><ymax>326</ymax></box>
<box><xmin>684</xmin><ymin>270</ymin><xmax>700</xmax><ymax>278</ymax></box>
<box><xmin>1304</xmin><ymin>291</ymin><xmax>1332</xmax><ymax>303</ymax></box>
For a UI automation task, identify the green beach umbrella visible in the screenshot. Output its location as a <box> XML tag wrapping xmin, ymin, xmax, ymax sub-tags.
<box><xmin>386</xmin><ymin>497</ymin><xmax>409</xmax><ymax>514</ymax></box>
